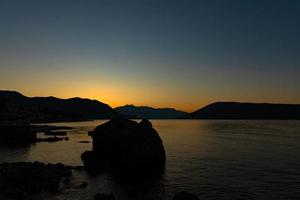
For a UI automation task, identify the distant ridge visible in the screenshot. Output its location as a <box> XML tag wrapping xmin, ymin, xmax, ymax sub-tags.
<box><xmin>184</xmin><ymin>102</ymin><xmax>300</xmax><ymax>119</ymax></box>
<box><xmin>0</xmin><ymin>90</ymin><xmax>118</xmax><ymax>122</ymax></box>
<box><xmin>115</xmin><ymin>104</ymin><xmax>187</xmax><ymax>119</ymax></box>
<box><xmin>1</xmin><ymin>91</ymin><xmax>299</xmax><ymax>122</ymax></box>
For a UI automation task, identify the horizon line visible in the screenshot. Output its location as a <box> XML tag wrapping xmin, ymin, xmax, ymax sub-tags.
<box><xmin>1</xmin><ymin>89</ymin><xmax>300</xmax><ymax>113</ymax></box>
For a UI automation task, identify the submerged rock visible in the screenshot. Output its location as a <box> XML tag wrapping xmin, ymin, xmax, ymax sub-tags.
<box><xmin>81</xmin><ymin>118</ymin><xmax>166</xmax><ymax>173</ymax></box>
<box><xmin>173</xmin><ymin>191</ymin><xmax>200</xmax><ymax>200</ymax></box>
<box><xmin>0</xmin><ymin>162</ymin><xmax>72</xmax><ymax>199</ymax></box>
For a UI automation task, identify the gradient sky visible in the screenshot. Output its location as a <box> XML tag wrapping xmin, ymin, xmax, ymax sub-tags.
<box><xmin>0</xmin><ymin>0</ymin><xmax>299</xmax><ymax>111</ymax></box>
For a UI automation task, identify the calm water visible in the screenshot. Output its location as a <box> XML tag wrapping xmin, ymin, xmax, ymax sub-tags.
<box><xmin>1</xmin><ymin>120</ymin><xmax>300</xmax><ymax>200</ymax></box>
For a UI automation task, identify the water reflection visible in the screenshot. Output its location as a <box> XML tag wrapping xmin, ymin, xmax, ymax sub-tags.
<box><xmin>1</xmin><ymin>120</ymin><xmax>300</xmax><ymax>200</ymax></box>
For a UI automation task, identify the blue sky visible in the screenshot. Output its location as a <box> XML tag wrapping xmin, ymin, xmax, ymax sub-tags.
<box><xmin>0</xmin><ymin>0</ymin><xmax>299</xmax><ymax>111</ymax></box>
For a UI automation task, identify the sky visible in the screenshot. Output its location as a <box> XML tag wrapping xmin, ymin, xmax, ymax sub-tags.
<box><xmin>0</xmin><ymin>0</ymin><xmax>299</xmax><ymax>112</ymax></box>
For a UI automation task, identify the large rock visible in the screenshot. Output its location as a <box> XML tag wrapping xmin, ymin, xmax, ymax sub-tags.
<box><xmin>81</xmin><ymin>118</ymin><xmax>166</xmax><ymax>173</ymax></box>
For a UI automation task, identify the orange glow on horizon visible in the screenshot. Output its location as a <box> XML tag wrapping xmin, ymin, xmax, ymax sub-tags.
<box><xmin>2</xmin><ymin>74</ymin><xmax>300</xmax><ymax>113</ymax></box>
<box><xmin>8</xmin><ymin>86</ymin><xmax>206</xmax><ymax>112</ymax></box>
<box><xmin>7</xmin><ymin>86</ymin><xmax>300</xmax><ymax>113</ymax></box>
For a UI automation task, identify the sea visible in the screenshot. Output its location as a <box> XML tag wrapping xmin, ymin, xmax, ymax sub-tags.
<box><xmin>1</xmin><ymin>120</ymin><xmax>300</xmax><ymax>200</ymax></box>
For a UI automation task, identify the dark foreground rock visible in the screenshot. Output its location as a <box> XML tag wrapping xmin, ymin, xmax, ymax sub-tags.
<box><xmin>173</xmin><ymin>191</ymin><xmax>200</xmax><ymax>200</ymax></box>
<box><xmin>0</xmin><ymin>162</ymin><xmax>72</xmax><ymax>199</ymax></box>
<box><xmin>81</xmin><ymin>118</ymin><xmax>166</xmax><ymax>173</ymax></box>
<box><xmin>94</xmin><ymin>193</ymin><xmax>115</xmax><ymax>200</ymax></box>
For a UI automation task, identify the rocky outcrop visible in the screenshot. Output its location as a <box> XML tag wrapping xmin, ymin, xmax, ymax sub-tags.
<box><xmin>0</xmin><ymin>162</ymin><xmax>72</xmax><ymax>199</ymax></box>
<box><xmin>81</xmin><ymin>118</ymin><xmax>166</xmax><ymax>173</ymax></box>
<box><xmin>173</xmin><ymin>191</ymin><xmax>199</xmax><ymax>200</ymax></box>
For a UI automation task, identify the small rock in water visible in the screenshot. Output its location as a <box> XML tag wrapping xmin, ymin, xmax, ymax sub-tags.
<box><xmin>94</xmin><ymin>193</ymin><xmax>115</xmax><ymax>200</ymax></box>
<box><xmin>173</xmin><ymin>191</ymin><xmax>199</xmax><ymax>200</ymax></box>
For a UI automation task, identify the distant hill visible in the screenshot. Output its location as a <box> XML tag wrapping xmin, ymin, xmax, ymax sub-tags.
<box><xmin>115</xmin><ymin>105</ymin><xmax>187</xmax><ymax>119</ymax></box>
<box><xmin>184</xmin><ymin>102</ymin><xmax>300</xmax><ymax>119</ymax></box>
<box><xmin>0</xmin><ymin>91</ymin><xmax>118</xmax><ymax>122</ymax></box>
<box><xmin>2</xmin><ymin>91</ymin><xmax>299</xmax><ymax>122</ymax></box>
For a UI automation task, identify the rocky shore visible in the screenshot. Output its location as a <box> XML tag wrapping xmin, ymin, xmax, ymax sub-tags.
<box><xmin>0</xmin><ymin>162</ymin><xmax>72</xmax><ymax>199</ymax></box>
<box><xmin>0</xmin><ymin>161</ymin><xmax>199</xmax><ymax>200</ymax></box>
<box><xmin>0</xmin><ymin>119</ymin><xmax>199</xmax><ymax>200</ymax></box>
<box><xmin>0</xmin><ymin>123</ymin><xmax>72</xmax><ymax>144</ymax></box>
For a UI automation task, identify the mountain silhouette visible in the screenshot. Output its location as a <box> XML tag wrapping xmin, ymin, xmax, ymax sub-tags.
<box><xmin>0</xmin><ymin>91</ymin><xmax>118</xmax><ymax>122</ymax></box>
<box><xmin>184</xmin><ymin>102</ymin><xmax>300</xmax><ymax>119</ymax></box>
<box><xmin>115</xmin><ymin>105</ymin><xmax>187</xmax><ymax>119</ymax></box>
<box><xmin>1</xmin><ymin>91</ymin><xmax>299</xmax><ymax>121</ymax></box>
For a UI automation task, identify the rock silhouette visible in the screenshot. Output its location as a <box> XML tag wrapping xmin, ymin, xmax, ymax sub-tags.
<box><xmin>81</xmin><ymin>118</ymin><xmax>166</xmax><ymax>173</ymax></box>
